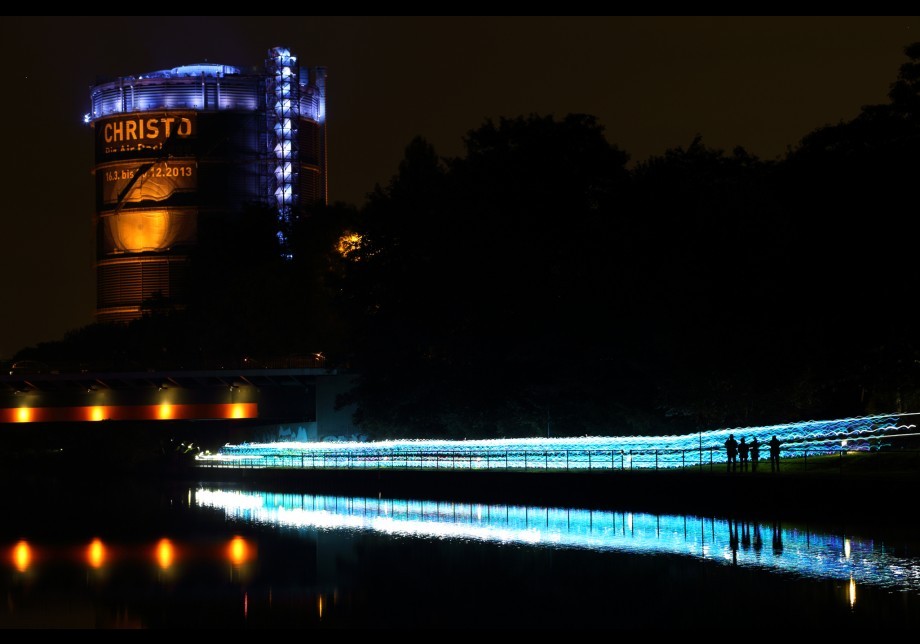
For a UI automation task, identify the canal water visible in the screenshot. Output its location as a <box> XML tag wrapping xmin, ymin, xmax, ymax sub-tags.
<box><xmin>2</xmin><ymin>476</ymin><xmax>919</xmax><ymax>628</ymax></box>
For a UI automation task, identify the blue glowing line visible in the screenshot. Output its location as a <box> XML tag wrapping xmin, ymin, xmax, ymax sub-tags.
<box><xmin>197</xmin><ymin>412</ymin><xmax>918</xmax><ymax>470</ymax></box>
<box><xmin>195</xmin><ymin>487</ymin><xmax>920</xmax><ymax>593</ymax></box>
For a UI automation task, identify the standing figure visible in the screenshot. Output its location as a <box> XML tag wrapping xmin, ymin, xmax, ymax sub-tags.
<box><xmin>769</xmin><ymin>435</ymin><xmax>781</xmax><ymax>472</ymax></box>
<box><xmin>725</xmin><ymin>434</ymin><xmax>738</xmax><ymax>472</ymax></box>
<box><xmin>750</xmin><ymin>437</ymin><xmax>760</xmax><ymax>472</ymax></box>
<box><xmin>738</xmin><ymin>437</ymin><xmax>749</xmax><ymax>472</ymax></box>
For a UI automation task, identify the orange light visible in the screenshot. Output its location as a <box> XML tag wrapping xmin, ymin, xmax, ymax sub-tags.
<box><xmin>228</xmin><ymin>536</ymin><xmax>249</xmax><ymax>565</ymax></box>
<box><xmin>156</xmin><ymin>538</ymin><xmax>174</xmax><ymax>569</ymax></box>
<box><xmin>231</xmin><ymin>404</ymin><xmax>245</xmax><ymax>419</ymax></box>
<box><xmin>336</xmin><ymin>232</ymin><xmax>363</xmax><ymax>258</ymax></box>
<box><xmin>16</xmin><ymin>407</ymin><xmax>31</xmax><ymax>423</ymax></box>
<box><xmin>158</xmin><ymin>403</ymin><xmax>173</xmax><ymax>420</ymax></box>
<box><xmin>90</xmin><ymin>406</ymin><xmax>105</xmax><ymax>422</ymax></box>
<box><xmin>87</xmin><ymin>538</ymin><xmax>106</xmax><ymax>568</ymax></box>
<box><xmin>109</xmin><ymin>209</ymin><xmax>173</xmax><ymax>252</ymax></box>
<box><xmin>13</xmin><ymin>540</ymin><xmax>31</xmax><ymax>572</ymax></box>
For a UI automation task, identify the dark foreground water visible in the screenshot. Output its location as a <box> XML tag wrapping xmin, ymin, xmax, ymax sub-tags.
<box><xmin>2</xmin><ymin>476</ymin><xmax>919</xmax><ymax>629</ymax></box>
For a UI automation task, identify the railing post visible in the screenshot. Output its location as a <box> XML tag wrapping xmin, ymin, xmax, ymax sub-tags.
<box><xmin>545</xmin><ymin>450</ymin><xmax>548</xmax><ymax>470</ymax></box>
<box><xmin>566</xmin><ymin>450</ymin><xmax>569</xmax><ymax>470</ymax></box>
<box><xmin>682</xmin><ymin>449</ymin><xmax>685</xmax><ymax>469</ymax></box>
<box><xmin>588</xmin><ymin>451</ymin><xmax>592</xmax><ymax>470</ymax></box>
<box><xmin>655</xmin><ymin>450</ymin><xmax>658</xmax><ymax>470</ymax></box>
<box><xmin>630</xmin><ymin>450</ymin><xmax>633</xmax><ymax>470</ymax></box>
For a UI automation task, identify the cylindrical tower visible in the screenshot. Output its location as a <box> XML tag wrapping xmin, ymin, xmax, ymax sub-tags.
<box><xmin>87</xmin><ymin>49</ymin><xmax>326</xmax><ymax>322</ymax></box>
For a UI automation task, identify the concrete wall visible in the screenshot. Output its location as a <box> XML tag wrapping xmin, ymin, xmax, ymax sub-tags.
<box><xmin>316</xmin><ymin>373</ymin><xmax>362</xmax><ymax>441</ymax></box>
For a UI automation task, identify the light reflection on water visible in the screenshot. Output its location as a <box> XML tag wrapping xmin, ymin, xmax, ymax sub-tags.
<box><xmin>196</xmin><ymin>487</ymin><xmax>920</xmax><ymax>594</ymax></box>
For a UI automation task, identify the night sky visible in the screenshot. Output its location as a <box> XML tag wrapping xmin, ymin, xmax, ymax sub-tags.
<box><xmin>2</xmin><ymin>15</ymin><xmax>919</xmax><ymax>360</ymax></box>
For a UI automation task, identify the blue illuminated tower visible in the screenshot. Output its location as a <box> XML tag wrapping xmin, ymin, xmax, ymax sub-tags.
<box><xmin>87</xmin><ymin>46</ymin><xmax>326</xmax><ymax>322</ymax></box>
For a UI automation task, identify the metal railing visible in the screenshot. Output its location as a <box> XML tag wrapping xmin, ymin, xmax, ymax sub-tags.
<box><xmin>196</xmin><ymin>444</ymin><xmax>920</xmax><ymax>473</ymax></box>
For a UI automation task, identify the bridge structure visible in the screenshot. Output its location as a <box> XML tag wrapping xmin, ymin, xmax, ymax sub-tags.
<box><xmin>0</xmin><ymin>367</ymin><xmax>359</xmax><ymax>448</ymax></box>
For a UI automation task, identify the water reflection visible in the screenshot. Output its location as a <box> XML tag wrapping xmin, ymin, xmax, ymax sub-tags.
<box><xmin>4</xmin><ymin>535</ymin><xmax>254</xmax><ymax>579</ymax></box>
<box><xmin>195</xmin><ymin>487</ymin><xmax>920</xmax><ymax>595</ymax></box>
<box><xmin>87</xmin><ymin>538</ymin><xmax>106</xmax><ymax>569</ymax></box>
<box><xmin>12</xmin><ymin>540</ymin><xmax>31</xmax><ymax>573</ymax></box>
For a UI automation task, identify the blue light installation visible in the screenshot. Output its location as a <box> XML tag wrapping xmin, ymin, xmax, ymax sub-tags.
<box><xmin>196</xmin><ymin>412</ymin><xmax>919</xmax><ymax>470</ymax></box>
<box><xmin>267</xmin><ymin>46</ymin><xmax>298</xmax><ymax>255</ymax></box>
<box><xmin>88</xmin><ymin>64</ymin><xmax>250</xmax><ymax>119</ymax></box>
<box><xmin>194</xmin><ymin>487</ymin><xmax>920</xmax><ymax>594</ymax></box>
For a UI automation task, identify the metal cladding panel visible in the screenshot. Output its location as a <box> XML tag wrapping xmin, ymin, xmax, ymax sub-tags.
<box><xmin>197</xmin><ymin>111</ymin><xmax>262</xmax><ymax>159</ymax></box>
<box><xmin>196</xmin><ymin>112</ymin><xmax>264</xmax><ymax>212</ymax></box>
<box><xmin>90</xmin><ymin>75</ymin><xmax>262</xmax><ymax>118</ymax></box>
<box><xmin>198</xmin><ymin>162</ymin><xmax>262</xmax><ymax>212</ymax></box>
<box><xmin>298</xmin><ymin>119</ymin><xmax>320</xmax><ymax>166</ymax></box>
<box><xmin>218</xmin><ymin>81</ymin><xmax>261</xmax><ymax>110</ymax></box>
<box><xmin>296</xmin><ymin>120</ymin><xmax>326</xmax><ymax>205</ymax></box>
<box><xmin>298</xmin><ymin>168</ymin><xmax>322</xmax><ymax>206</ymax></box>
<box><xmin>92</xmin><ymin>86</ymin><xmax>123</xmax><ymax>117</ymax></box>
<box><xmin>96</xmin><ymin>257</ymin><xmax>188</xmax><ymax>313</ymax></box>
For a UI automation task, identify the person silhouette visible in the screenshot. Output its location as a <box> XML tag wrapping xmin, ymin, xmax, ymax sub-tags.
<box><xmin>729</xmin><ymin>518</ymin><xmax>740</xmax><ymax>565</ymax></box>
<box><xmin>750</xmin><ymin>437</ymin><xmax>760</xmax><ymax>472</ymax></box>
<box><xmin>753</xmin><ymin>523</ymin><xmax>763</xmax><ymax>555</ymax></box>
<box><xmin>769</xmin><ymin>436</ymin><xmax>781</xmax><ymax>472</ymax></box>
<box><xmin>725</xmin><ymin>434</ymin><xmax>738</xmax><ymax>472</ymax></box>
<box><xmin>738</xmin><ymin>437</ymin><xmax>749</xmax><ymax>472</ymax></box>
<box><xmin>772</xmin><ymin>520</ymin><xmax>784</xmax><ymax>556</ymax></box>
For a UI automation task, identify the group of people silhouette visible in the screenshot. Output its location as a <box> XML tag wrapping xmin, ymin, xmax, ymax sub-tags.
<box><xmin>724</xmin><ymin>434</ymin><xmax>781</xmax><ymax>472</ymax></box>
<box><xmin>727</xmin><ymin>518</ymin><xmax>784</xmax><ymax>565</ymax></box>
